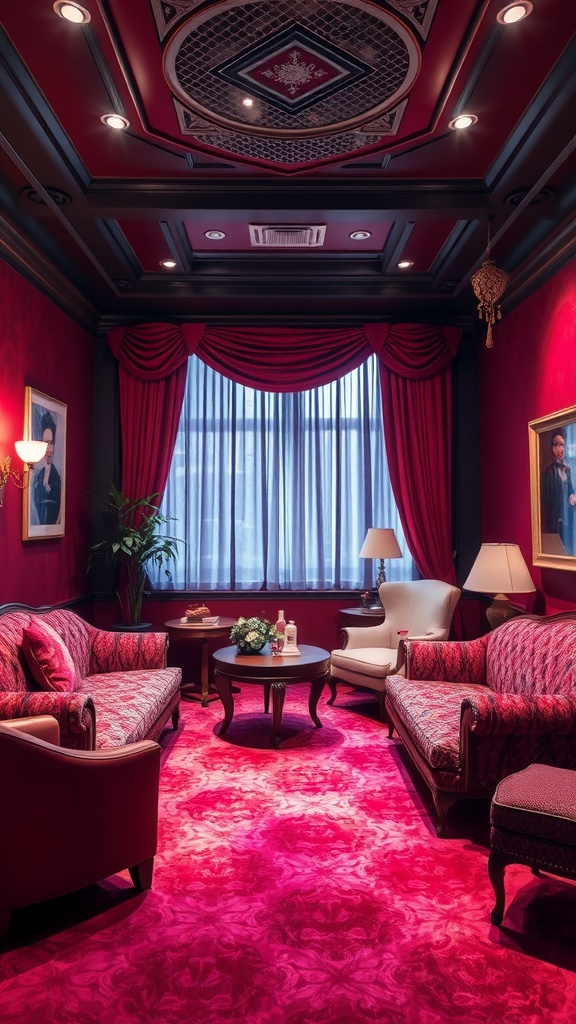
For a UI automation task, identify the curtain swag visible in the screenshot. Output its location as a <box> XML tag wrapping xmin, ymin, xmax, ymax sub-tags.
<box><xmin>107</xmin><ymin>322</ymin><xmax>461</xmax><ymax>584</ymax></box>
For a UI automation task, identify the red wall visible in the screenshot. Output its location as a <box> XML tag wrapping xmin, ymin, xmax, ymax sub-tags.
<box><xmin>0</xmin><ymin>261</ymin><xmax>94</xmax><ymax>606</ymax></box>
<box><xmin>479</xmin><ymin>256</ymin><xmax>576</xmax><ymax>613</ymax></box>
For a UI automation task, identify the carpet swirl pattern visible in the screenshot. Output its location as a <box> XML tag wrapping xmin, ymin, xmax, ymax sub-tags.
<box><xmin>1</xmin><ymin>685</ymin><xmax>575</xmax><ymax>1023</ymax></box>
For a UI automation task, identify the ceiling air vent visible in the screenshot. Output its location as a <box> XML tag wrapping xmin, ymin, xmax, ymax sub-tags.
<box><xmin>249</xmin><ymin>225</ymin><xmax>326</xmax><ymax>247</ymax></box>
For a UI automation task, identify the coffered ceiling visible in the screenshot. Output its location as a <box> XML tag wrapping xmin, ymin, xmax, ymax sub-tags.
<box><xmin>0</xmin><ymin>0</ymin><xmax>575</xmax><ymax>332</ymax></box>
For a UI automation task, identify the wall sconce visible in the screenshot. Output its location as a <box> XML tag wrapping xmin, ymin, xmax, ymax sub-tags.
<box><xmin>0</xmin><ymin>441</ymin><xmax>48</xmax><ymax>507</ymax></box>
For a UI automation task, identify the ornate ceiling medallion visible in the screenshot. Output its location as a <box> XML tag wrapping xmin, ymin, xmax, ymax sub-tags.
<box><xmin>212</xmin><ymin>25</ymin><xmax>373</xmax><ymax>115</ymax></box>
<box><xmin>163</xmin><ymin>0</ymin><xmax>421</xmax><ymax>166</ymax></box>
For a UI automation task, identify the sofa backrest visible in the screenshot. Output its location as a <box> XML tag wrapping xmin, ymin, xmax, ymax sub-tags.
<box><xmin>485</xmin><ymin>614</ymin><xmax>576</xmax><ymax>696</ymax></box>
<box><xmin>0</xmin><ymin>609</ymin><xmax>94</xmax><ymax>691</ymax></box>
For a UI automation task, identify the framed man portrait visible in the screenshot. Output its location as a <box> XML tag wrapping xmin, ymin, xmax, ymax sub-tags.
<box><xmin>529</xmin><ymin>404</ymin><xmax>576</xmax><ymax>571</ymax></box>
<box><xmin>22</xmin><ymin>387</ymin><xmax>67</xmax><ymax>540</ymax></box>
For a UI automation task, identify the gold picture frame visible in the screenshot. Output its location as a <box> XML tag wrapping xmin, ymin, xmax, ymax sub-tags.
<box><xmin>529</xmin><ymin>404</ymin><xmax>576</xmax><ymax>571</ymax></box>
<box><xmin>22</xmin><ymin>387</ymin><xmax>66</xmax><ymax>541</ymax></box>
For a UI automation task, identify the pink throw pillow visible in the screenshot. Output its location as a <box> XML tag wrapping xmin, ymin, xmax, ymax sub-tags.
<box><xmin>22</xmin><ymin>620</ymin><xmax>78</xmax><ymax>693</ymax></box>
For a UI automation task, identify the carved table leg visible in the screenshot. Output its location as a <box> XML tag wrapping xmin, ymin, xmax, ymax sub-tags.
<box><xmin>309</xmin><ymin>676</ymin><xmax>326</xmax><ymax>728</ymax></box>
<box><xmin>263</xmin><ymin>680</ymin><xmax>271</xmax><ymax>714</ymax></box>
<box><xmin>271</xmin><ymin>680</ymin><xmax>286</xmax><ymax>748</ymax></box>
<box><xmin>213</xmin><ymin>672</ymin><xmax>234</xmax><ymax>735</ymax></box>
<box><xmin>326</xmin><ymin>679</ymin><xmax>338</xmax><ymax>706</ymax></box>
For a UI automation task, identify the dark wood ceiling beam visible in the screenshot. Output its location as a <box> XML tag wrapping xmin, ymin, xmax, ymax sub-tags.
<box><xmin>84</xmin><ymin>180</ymin><xmax>490</xmax><ymax>215</ymax></box>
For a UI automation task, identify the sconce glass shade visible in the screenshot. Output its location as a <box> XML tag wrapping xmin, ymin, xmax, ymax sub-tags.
<box><xmin>15</xmin><ymin>440</ymin><xmax>48</xmax><ymax>466</ymax></box>
<box><xmin>463</xmin><ymin>542</ymin><xmax>535</xmax><ymax>628</ymax></box>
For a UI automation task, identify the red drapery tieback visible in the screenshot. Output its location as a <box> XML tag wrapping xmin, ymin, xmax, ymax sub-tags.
<box><xmin>108</xmin><ymin>322</ymin><xmax>460</xmax><ymax>584</ymax></box>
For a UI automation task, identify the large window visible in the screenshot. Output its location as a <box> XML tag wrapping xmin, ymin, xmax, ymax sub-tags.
<box><xmin>150</xmin><ymin>354</ymin><xmax>415</xmax><ymax>590</ymax></box>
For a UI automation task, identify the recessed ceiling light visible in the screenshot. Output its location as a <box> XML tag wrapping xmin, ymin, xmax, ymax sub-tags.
<box><xmin>497</xmin><ymin>2</ymin><xmax>533</xmax><ymax>24</ymax></box>
<box><xmin>242</xmin><ymin>98</ymin><xmax>254</xmax><ymax>108</ymax></box>
<box><xmin>204</xmin><ymin>230</ymin><xmax>226</xmax><ymax>240</ymax></box>
<box><xmin>53</xmin><ymin>1</ymin><xmax>91</xmax><ymax>23</ymax></box>
<box><xmin>160</xmin><ymin>259</ymin><xmax>177</xmax><ymax>269</ymax></box>
<box><xmin>101</xmin><ymin>113</ymin><xmax>130</xmax><ymax>130</ymax></box>
<box><xmin>448</xmin><ymin>114</ymin><xmax>478</xmax><ymax>131</ymax></box>
<box><xmin>350</xmin><ymin>230</ymin><xmax>372</xmax><ymax>240</ymax></box>
<box><xmin>397</xmin><ymin>260</ymin><xmax>413</xmax><ymax>269</ymax></box>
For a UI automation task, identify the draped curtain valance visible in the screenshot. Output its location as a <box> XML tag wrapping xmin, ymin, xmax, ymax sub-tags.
<box><xmin>107</xmin><ymin>322</ymin><xmax>460</xmax><ymax>584</ymax></box>
<box><xmin>108</xmin><ymin>322</ymin><xmax>459</xmax><ymax>387</ymax></box>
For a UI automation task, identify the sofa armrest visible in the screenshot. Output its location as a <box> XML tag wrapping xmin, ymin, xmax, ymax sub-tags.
<box><xmin>461</xmin><ymin>691</ymin><xmax>576</xmax><ymax>736</ymax></box>
<box><xmin>405</xmin><ymin>633</ymin><xmax>489</xmax><ymax>683</ymax></box>
<box><xmin>0</xmin><ymin>692</ymin><xmax>96</xmax><ymax>750</ymax></box>
<box><xmin>0</xmin><ymin>715</ymin><xmax>60</xmax><ymax>744</ymax></box>
<box><xmin>89</xmin><ymin>629</ymin><xmax>168</xmax><ymax>674</ymax></box>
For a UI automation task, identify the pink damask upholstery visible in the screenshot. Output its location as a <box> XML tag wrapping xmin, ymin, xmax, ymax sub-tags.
<box><xmin>22</xmin><ymin>620</ymin><xmax>79</xmax><ymax>692</ymax></box>
<box><xmin>0</xmin><ymin>609</ymin><xmax>181</xmax><ymax>750</ymax></box>
<box><xmin>385</xmin><ymin>613</ymin><xmax>576</xmax><ymax>835</ymax></box>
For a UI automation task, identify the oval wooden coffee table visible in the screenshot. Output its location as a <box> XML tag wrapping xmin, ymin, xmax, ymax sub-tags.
<box><xmin>212</xmin><ymin>645</ymin><xmax>330</xmax><ymax>748</ymax></box>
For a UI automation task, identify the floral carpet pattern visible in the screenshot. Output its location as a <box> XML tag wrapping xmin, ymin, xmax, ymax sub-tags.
<box><xmin>1</xmin><ymin>685</ymin><xmax>575</xmax><ymax>1023</ymax></box>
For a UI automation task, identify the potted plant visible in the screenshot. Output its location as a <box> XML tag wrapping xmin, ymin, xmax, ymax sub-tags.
<box><xmin>88</xmin><ymin>485</ymin><xmax>181</xmax><ymax>628</ymax></box>
<box><xmin>230</xmin><ymin>615</ymin><xmax>282</xmax><ymax>654</ymax></box>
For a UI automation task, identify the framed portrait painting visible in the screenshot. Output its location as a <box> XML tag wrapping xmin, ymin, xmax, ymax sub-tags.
<box><xmin>22</xmin><ymin>387</ymin><xmax>66</xmax><ymax>540</ymax></box>
<box><xmin>529</xmin><ymin>404</ymin><xmax>576</xmax><ymax>571</ymax></box>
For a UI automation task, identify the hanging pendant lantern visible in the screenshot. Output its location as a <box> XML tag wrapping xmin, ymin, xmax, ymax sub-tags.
<box><xmin>470</xmin><ymin>219</ymin><xmax>509</xmax><ymax>348</ymax></box>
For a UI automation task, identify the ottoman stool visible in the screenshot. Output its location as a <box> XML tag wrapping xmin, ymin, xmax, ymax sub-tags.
<box><xmin>488</xmin><ymin>763</ymin><xmax>576</xmax><ymax>925</ymax></box>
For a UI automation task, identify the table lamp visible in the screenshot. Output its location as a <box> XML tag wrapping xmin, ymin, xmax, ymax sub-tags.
<box><xmin>463</xmin><ymin>542</ymin><xmax>536</xmax><ymax>629</ymax></box>
<box><xmin>359</xmin><ymin>527</ymin><xmax>402</xmax><ymax>607</ymax></box>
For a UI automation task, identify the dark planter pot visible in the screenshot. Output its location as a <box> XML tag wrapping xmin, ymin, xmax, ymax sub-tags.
<box><xmin>236</xmin><ymin>643</ymin><xmax>266</xmax><ymax>655</ymax></box>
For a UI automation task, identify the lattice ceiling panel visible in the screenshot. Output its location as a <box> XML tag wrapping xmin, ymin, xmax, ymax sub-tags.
<box><xmin>162</xmin><ymin>0</ymin><xmax>424</xmax><ymax>166</ymax></box>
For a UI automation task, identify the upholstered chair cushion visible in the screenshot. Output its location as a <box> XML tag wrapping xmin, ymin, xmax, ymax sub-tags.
<box><xmin>329</xmin><ymin>647</ymin><xmax>398</xmax><ymax>692</ymax></box>
<box><xmin>491</xmin><ymin>763</ymin><xmax>576</xmax><ymax>846</ymax></box>
<box><xmin>22</xmin><ymin>620</ymin><xmax>78</xmax><ymax>693</ymax></box>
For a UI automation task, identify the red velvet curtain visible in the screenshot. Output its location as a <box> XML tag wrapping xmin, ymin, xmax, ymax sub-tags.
<box><xmin>107</xmin><ymin>322</ymin><xmax>460</xmax><ymax>580</ymax></box>
<box><xmin>108</xmin><ymin>323</ymin><xmax>205</xmax><ymax>500</ymax></box>
<box><xmin>365</xmin><ymin>324</ymin><xmax>460</xmax><ymax>583</ymax></box>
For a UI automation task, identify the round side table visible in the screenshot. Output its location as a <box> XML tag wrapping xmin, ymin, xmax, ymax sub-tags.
<box><xmin>164</xmin><ymin>617</ymin><xmax>236</xmax><ymax>707</ymax></box>
<box><xmin>339</xmin><ymin>607</ymin><xmax>385</xmax><ymax>627</ymax></box>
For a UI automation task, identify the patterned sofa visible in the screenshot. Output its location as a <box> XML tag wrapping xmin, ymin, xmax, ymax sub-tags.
<box><xmin>385</xmin><ymin>612</ymin><xmax>576</xmax><ymax>835</ymax></box>
<box><xmin>0</xmin><ymin>607</ymin><xmax>181</xmax><ymax>750</ymax></box>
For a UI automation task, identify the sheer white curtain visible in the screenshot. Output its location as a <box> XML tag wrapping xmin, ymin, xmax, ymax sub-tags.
<box><xmin>151</xmin><ymin>353</ymin><xmax>415</xmax><ymax>590</ymax></box>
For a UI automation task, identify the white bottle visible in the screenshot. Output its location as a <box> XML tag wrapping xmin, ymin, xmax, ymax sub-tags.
<box><xmin>285</xmin><ymin>620</ymin><xmax>297</xmax><ymax>646</ymax></box>
<box><xmin>275</xmin><ymin>610</ymin><xmax>286</xmax><ymax>636</ymax></box>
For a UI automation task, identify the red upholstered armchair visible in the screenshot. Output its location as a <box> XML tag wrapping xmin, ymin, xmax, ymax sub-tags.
<box><xmin>385</xmin><ymin>613</ymin><xmax>576</xmax><ymax>835</ymax></box>
<box><xmin>0</xmin><ymin>716</ymin><xmax>161</xmax><ymax>941</ymax></box>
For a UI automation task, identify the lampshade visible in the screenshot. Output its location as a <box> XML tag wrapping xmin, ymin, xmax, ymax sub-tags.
<box><xmin>463</xmin><ymin>543</ymin><xmax>535</xmax><ymax>630</ymax></box>
<box><xmin>359</xmin><ymin>528</ymin><xmax>402</xmax><ymax>603</ymax></box>
<box><xmin>463</xmin><ymin>543</ymin><xmax>535</xmax><ymax>595</ymax></box>
<box><xmin>14</xmin><ymin>439</ymin><xmax>48</xmax><ymax>466</ymax></box>
<box><xmin>359</xmin><ymin>528</ymin><xmax>402</xmax><ymax>560</ymax></box>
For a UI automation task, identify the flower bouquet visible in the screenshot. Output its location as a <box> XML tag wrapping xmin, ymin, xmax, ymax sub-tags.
<box><xmin>230</xmin><ymin>616</ymin><xmax>280</xmax><ymax>654</ymax></box>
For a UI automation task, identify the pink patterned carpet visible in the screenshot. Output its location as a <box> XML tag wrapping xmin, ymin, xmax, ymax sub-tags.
<box><xmin>1</xmin><ymin>684</ymin><xmax>576</xmax><ymax>1023</ymax></box>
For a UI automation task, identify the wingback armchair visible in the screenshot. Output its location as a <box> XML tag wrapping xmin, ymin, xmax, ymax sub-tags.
<box><xmin>0</xmin><ymin>715</ymin><xmax>161</xmax><ymax>941</ymax></box>
<box><xmin>328</xmin><ymin>579</ymin><xmax>461</xmax><ymax>721</ymax></box>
